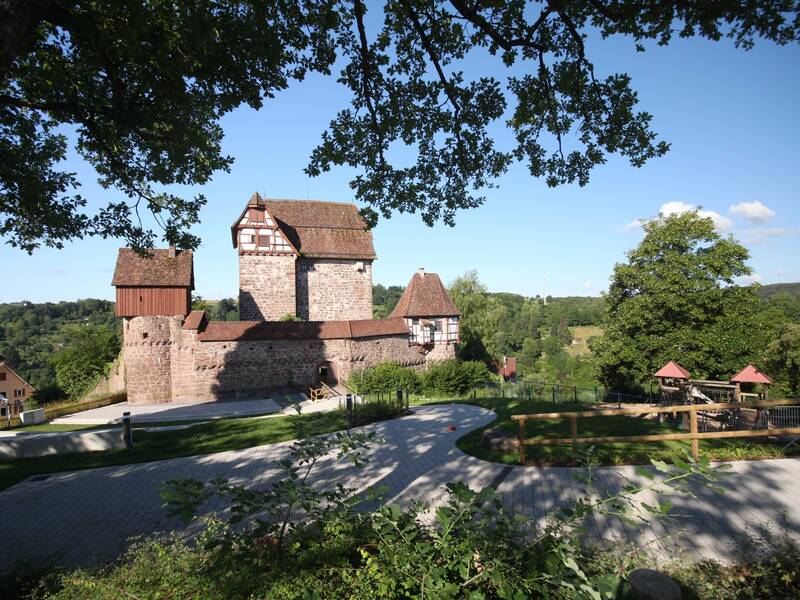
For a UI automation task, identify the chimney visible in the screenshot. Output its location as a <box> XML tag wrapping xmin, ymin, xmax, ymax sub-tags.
<box><xmin>417</xmin><ymin>267</ymin><xmax>425</xmax><ymax>276</ymax></box>
<box><xmin>168</xmin><ymin>245</ymin><xmax>176</xmax><ymax>258</ymax></box>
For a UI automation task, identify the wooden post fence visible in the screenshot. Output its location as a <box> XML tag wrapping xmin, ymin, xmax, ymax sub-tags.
<box><xmin>512</xmin><ymin>399</ymin><xmax>800</xmax><ymax>465</ymax></box>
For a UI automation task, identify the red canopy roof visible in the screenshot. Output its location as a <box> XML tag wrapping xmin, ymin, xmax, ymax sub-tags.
<box><xmin>653</xmin><ymin>361</ymin><xmax>691</xmax><ymax>379</ymax></box>
<box><xmin>730</xmin><ymin>364</ymin><xmax>773</xmax><ymax>385</ymax></box>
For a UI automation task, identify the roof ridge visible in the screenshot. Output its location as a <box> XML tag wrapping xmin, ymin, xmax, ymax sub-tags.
<box><xmin>282</xmin><ymin>224</ymin><xmax>369</xmax><ymax>230</ymax></box>
<box><xmin>266</xmin><ymin>199</ymin><xmax>358</xmax><ymax>207</ymax></box>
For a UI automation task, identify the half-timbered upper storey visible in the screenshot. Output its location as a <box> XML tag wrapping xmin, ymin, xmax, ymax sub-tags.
<box><xmin>231</xmin><ymin>193</ymin><xmax>297</xmax><ymax>255</ymax></box>
<box><xmin>230</xmin><ymin>192</ymin><xmax>376</xmax><ymax>259</ymax></box>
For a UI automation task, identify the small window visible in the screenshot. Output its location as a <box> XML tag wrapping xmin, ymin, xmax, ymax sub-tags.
<box><xmin>257</xmin><ymin>234</ymin><xmax>270</xmax><ymax>247</ymax></box>
<box><xmin>248</xmin><ymin>209</ymin><xmax>264</xmax><ymax>224</ymax></box>
<box><xmin>142</xmin><ymin>332</ymin><xmax>148</xmax><ymax>339</ymax></box>
<box><xmin>0</xmin><ymin>372</ymin><xmax>5</xmax><ymax>381</ymax></box>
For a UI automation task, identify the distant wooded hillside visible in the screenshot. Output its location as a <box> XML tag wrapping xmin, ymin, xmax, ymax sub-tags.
<box><xmin>757</xmin><ymin>282</ymin><xmax>800</xmax><ymax>300</ymax></box>
<box><xmin>0</xmin><ymin>300</ymin><xmax>118</xmax><ymax>395</ymax></box>
<box><xmin>3</xmin><ymin>281</ymin><xmax>796</xmax><ymax>399</ymax></box>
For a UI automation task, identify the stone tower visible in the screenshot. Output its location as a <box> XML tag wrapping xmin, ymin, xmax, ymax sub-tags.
<box><xmin>231</xmin><ymin>192</ymin><xmax>376</xmax><ymax>322</ymax></box>
<box><xmin>111</xmin><ymin>247</ymin><xmax>194</xmax><ymax>404</ymax></box>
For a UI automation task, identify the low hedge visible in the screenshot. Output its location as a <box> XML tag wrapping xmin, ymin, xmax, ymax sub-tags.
<box><xmin>422</xmin><ymin>359</ymin><xmax>493</xmax><ymax>397</ymax></box>
<box><xmin>0</xmin><ymin>392</ymin><xmax>127</xmax><ymax>429</ymax></box>
<box><xmin>348</xmin><ymin>363</ymin><xmax>420</xmax><ymax>394</ymax></box>
<box><xmin>348</xmin><ymin>360</ymin><xmax>494</xmax><ymax>398</ymax></box>
<box><xmin>43</xmin><ymin>392</ymin><xmax>127</xmax><ymax>420</ymax></box>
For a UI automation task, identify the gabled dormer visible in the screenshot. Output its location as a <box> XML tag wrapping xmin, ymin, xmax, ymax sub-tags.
<box><xmin>231</xmin><ymin>192</ymin><xmax>296</xmax><ymax>255</ymax></box>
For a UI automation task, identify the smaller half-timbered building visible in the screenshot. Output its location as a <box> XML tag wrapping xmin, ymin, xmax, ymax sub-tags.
<box><xmin>391</xmin><ymin>269</ymin><xmax>459</xmax><ymax>358</ymax></box>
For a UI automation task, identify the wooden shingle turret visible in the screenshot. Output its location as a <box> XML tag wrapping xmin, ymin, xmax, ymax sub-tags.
<box><xmin>112</xmin><ymin>247</ymin><xmax>194</xmax><ymax>317</ymax></box>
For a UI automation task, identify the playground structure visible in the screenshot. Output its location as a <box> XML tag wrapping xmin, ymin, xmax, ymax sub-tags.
<box><xmin>653</xmin><ymin>361</ymin><xmax>773</xmax><ymax>405</ymax></box>
<box><xmin>653</xmin><ymin>361</ymin><xmax>776</xmax><ymax>433</ymax></box>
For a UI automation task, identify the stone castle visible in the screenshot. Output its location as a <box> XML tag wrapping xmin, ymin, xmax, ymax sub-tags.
<box><xmin>113</xmin><ymin>193</ymin><xmax>460</xmax><ymax>403</ymax></box>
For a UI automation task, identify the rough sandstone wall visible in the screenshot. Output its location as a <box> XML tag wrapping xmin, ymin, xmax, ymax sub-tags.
<box><xmin>125</xmin><ymin>315</ymin><xmax>456</xmax><ymax>403</ymax></box>
<box><xmin>296</xmin><ymin>259</ymin><xmax>373</xmax><ymax>321</ymax></box>
<box><xmin>171</xmin><ymin>338</ymin><xmax>348</xmax><ymax>402</ymax></box>
<box><xmin>346</xmin><ymin>336</ymin><xmax>426</xmax><ymax>376</ymax></box>
<box><xmin>123</xmin><ymin>316</ymin><xmax>181</xmax><ymax>404</ymax></box>
<box><xmin>239</xmin><ymin>254</ymin><xmax>297</xmax><ymax>320</ymax></box>
<box><xmin>423</xmin><ymin>342</ymin><xmax>457</xmax><ymax>363</ymax></box>
<box><xmin>168</xmin><ymin>334</ymin><xmax>421</xmax><ymax>402</ymax></box>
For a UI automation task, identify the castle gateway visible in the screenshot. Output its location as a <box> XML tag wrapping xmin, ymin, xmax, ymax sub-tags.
<box><xmin>113</xmin><ymin>193</ymin><xmax>459</xmax><ymax>404</ymax></box>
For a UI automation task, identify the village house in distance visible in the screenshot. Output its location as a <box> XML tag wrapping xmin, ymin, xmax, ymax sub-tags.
<box><xmin>112</xmin><ymin>193</ymin><xmax>460</xmax><ymax>404</ymax></box>
<box><xmin>0</xmin><ymin>355</ymin><xmax>35</xmax><ymax>417</ymax></box>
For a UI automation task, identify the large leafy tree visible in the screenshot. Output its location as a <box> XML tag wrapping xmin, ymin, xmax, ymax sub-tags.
<box><xmin>51</xmin><ymin>323</ymin><xmax>120</xmax><ymax>399</ymax></box>
<box><xmin>2</xmin><ymin>1</ymin><xmax>798</xmax><ymax>251</ymax></box>
<box><xmin>765</xmin><ymin>323</ymin><xmax>800</xmax><ymax>396</ymax></box>
<box><xmin>593</xmin><ymin>212</ymin><xmax>774</xmax><ymax>390</ymax></box>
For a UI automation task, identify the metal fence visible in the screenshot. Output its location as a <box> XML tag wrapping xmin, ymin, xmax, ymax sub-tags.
<box><xmin>347</xmin><ymin>388</ymin><xmax>411</xmax><ymax>426</ymax></box>
<box><xmin>467</xmin><ymin>380</ymin><xmax>653</xmax><ymax>405</ymax></box>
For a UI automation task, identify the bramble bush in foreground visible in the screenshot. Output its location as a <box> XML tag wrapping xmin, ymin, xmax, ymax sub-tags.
<box><xmin>23</xmin><ymin>434</ymin><xmax>749</xmax><ymax>600</ymax></box>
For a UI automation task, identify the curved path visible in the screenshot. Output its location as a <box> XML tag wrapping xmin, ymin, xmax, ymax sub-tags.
<box><xmin>1</xmin><ymin>404</ymin><xmax>799</xmax><ymax>571</ymax></box>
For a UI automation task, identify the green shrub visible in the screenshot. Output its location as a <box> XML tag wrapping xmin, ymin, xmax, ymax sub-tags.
<box><xmin>50</xmin><ymin>325</ymin><xmax>120</xmax><ymax>400</ymax></box>
<box><xmin>422</xmin><ymin>359</ymin><xmax>492</xmax><ymax>396</ymax></box>
<box><xmin>347</xmin><ymin>362</ymin><xmax>420</xmax><ymax>394</ymax></box>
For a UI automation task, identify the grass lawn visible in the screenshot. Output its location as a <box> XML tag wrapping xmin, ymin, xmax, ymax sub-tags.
<box><xmin>12</xmin><ymin>419</ymin><xmax>216</xmax><ymax>433</ymax></box>
<box><xmin>566</xmin><ymin>325</ymin><xmax>604</xmax><ymax>356</ymax></box>
<box><xmin>416</xmin><ymin>395</ymin><xmax>800</xmax><ymax>466</ymax></box>
<box><xmin>0</xmin><ymin>410</ymin><xmax>351</xmax><ymax>492</ymax></box>
<box><xmin>7</xmin><ymin>422</ymin><xmax>110</xmax><ymax>433</ymax></box>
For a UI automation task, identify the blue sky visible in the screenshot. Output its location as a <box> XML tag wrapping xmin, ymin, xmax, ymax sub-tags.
<box><xmin>2</xmin><ymin>26</ymin><xmax>798</xmax><ymax>303</ymax></box>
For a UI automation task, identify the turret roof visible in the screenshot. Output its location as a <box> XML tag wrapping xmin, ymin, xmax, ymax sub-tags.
<box><xmin>390</xmin><ymin>271</ymin><xmax>459</xmax><ymax>318</ymax></box>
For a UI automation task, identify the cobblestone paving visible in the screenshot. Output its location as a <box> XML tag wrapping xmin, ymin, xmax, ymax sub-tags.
<box><xmin>2</xmin><ymin>404</ymin><xmax>798</xmax><ymax>571</ymax></box>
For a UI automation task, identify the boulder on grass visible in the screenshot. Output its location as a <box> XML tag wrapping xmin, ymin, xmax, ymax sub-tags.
<box><xmin>629</xmin><ymin>568</ymin><xmax>681</xmax><ymax>600</ymax></box>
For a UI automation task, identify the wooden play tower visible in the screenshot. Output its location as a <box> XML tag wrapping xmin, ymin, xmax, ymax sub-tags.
<box><xmin>653</xmin><ymin>361</ymin><xmax>773</xmax><ymax>405</ymax></box>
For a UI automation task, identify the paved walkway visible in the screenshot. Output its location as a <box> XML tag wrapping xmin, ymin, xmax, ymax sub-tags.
<box><xmin>2</xmin><ymin>404</ymin><xmax>799</xmax><ymax>572</ymax></box>
<box><xmin>51</xmin><ymin>397</ymin><xmax>287</xmax><ymax>425</ymax></box>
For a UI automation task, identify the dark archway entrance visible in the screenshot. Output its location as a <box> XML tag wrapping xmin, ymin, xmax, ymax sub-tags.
<box><xmin>315</xmin><ymin>360</ymin><xmax>339</xmax><ymax>387</ymax></box>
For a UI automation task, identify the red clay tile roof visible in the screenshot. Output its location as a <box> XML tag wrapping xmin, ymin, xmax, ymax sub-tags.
<box><xmin>348</xmin><ymin>318</ymin><xmax>410</xmax><ymax>337</ymax></box>
<box><xmin>112</xmin><ymin>249</ymin><xmax>194</xmax><ymax>288</ymax></box>
<box><xmin>197</xmin><ymin>317</ymin><xmax>409</xmax><ymax>342</ymax></box>
<box><xmin>231</xmin><ymin>193</ymin><xmax>376</xmax><ymax>260</ymax></box>
<box><xmin>390</xmin><ymin>271</ymin><xmax>459</xmax><ymax>318</ymax></box>
<box><xmin>653</xmin><ymin>361</ymin><xmax>691</xmax><ymax>379</ymax></box>
<box><xmin>182</xmin><ymin>310</ymin><xmax>207</xmax><ymax>331</ymax></box>
<box><xmin>730</xmin><ymin>364</ymin><xmax>773</xmax><ymax>384</ymax></box>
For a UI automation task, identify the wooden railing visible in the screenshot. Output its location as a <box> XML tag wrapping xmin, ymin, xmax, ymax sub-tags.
<box><xmin>308</xmin><ymin>381</ymin><xmax>338</xmax><ymax>402</ymax></box>
<box><xmin>511</xmin><ymin>399</ymin><xmax>800</xmax><ymax>464</ymax></box>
